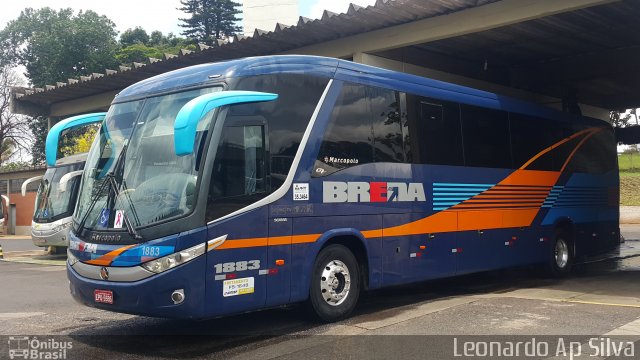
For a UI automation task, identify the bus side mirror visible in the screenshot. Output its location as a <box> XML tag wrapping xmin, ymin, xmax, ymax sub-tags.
<box><xmin>21</xmin><ymin>175</ymin><xmax>43</xmax><ymax>197</ymax></box>
<box><xmin>173</xmin><ymin>91</ymin><xmax>278</xmax><ymax>156</ymax></box>
<box><xmin>46</xmin><ymin>112</ymin><xmax>107</xmax><ymax>166</ymax></box>
<box><xmin>59</xmin><ymin>170</ymin><xmax>84</xmax><ymax>192</ymax></box>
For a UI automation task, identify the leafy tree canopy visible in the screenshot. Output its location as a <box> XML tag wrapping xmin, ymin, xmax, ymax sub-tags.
<box><xmin>178</xmin><ymin>0</ymin><xmax>242</xmax><ymax>45</ymax></box>
<box><xmin>120</xmin><ymin>26</ymin><xmax>150</xmax><ymax>47</ymax></box>
<box><xmin>0</xmin><ymin>66</ymin><xmax>32</xmax><ymax>165</ymax></box>
<box><xmin>611</xmin><ymin>109</ymin><xmax>639</xmax><ymax>128</ymax></box>
<box><xmin>59</xmin><ymin>124</ymin><xmax>99</xmax><ymax>158</ymax></box>
<box><xmin>0</xmin><ymin>7</ymin><xmax>120</xmax><ymax>87</ymax></box>
<box><xmin>28</xmin><ymin>116</ymin><xmax>48</xmax><ymax>165</ymax></box>
<box><xmin>116</xmin><ymin>28</ymin><xmax>194</xmax><ymax>64</ymax></box>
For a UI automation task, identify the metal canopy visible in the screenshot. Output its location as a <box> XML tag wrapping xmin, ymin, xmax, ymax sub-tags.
<box><xmin>12</xmin><ymin>0</ymin><xmax>497</xmax><ymax>114</ymax></box>
<box><xmin>11</xmin><ymin>0</ymin><xmax>640</xmax><ymax>115</ymax></box>
<box><xmin>374</xmin><ymin>0</ymin><xmax>640</xmax><ymax>110</ymax></box>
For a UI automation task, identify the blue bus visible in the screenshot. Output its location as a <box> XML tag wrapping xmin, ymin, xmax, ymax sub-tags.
<box><xmin>61</xmin><ymin>56</ymin><xmax>619</xmax><ymax>321</ymax></box>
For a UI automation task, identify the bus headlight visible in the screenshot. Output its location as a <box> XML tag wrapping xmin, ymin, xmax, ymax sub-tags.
<box><xmin>67</xmin><ymin>250</ymin><xmax>79</xmax><ymax>266</ymax></box>
<box><xmin>141</xmin><ymin>243</ymin><xmax>206</xmax><ymax>274</ymax></box>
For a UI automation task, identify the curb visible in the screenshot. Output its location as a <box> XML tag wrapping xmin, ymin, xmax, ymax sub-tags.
<box><xmin>0</xmin><ymin>257</ymin><xmax>66</xmax><ymax>266</ymax></box>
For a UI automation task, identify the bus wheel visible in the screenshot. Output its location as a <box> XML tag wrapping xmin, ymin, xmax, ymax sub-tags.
<box><xmin>546</xmin><ymin>232</ymin><xmax>572</xmax><ymax>277</ymax></box>
<box><xmin>309</xmin><ymin>244</ymin><xmax>360</xmax><ymax>322</ymax></box>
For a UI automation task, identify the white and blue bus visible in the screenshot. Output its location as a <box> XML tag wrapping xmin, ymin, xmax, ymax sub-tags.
<box><xmin>62</xmin><ymin>56</ymin><xmax>619</xmax><ymax>321</ymax></box>
<box><xmin>22</xmin><ymin>153</ymin><xmax>86</xmax><ymax>250</ymax></box>
<box><xmin>23</xmin><ymin>118</ymin><xmax>103</xmax><ymax>251</ymax></box>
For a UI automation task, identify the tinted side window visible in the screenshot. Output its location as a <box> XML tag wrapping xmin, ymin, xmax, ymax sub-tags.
<box><xmin>232</xmin><ymin>74</ymin><xmax>329</xmax><ymax>189</ymax></box>
<box><xmin>566</xmin><ymin>128</ymin><xmax>617</xmax><ymax>174</ymax></box>
<box><xmin>207</xmin><ymin>124</ymin><xmax>266</xmax><ymax>221</ymax></box>
<box><xmin>315</xmin><ymin>84</ymin><xmax>373</xmax><ymax>175</ymax></box>
<box><xmin>405</xmin><ymin>94</ymin><xmax>463</xmax><ymax>166</ymax></box>
<box><xmin>369</xmin><ymin>87</ymin><xmax>404</xmax><ymax>163</ymax></box>
<box><xmin>461</xmin><ymin>105</ymin><xmax>512</xmax><ymax>168</ymax></box>
<box><xmin>510</xmin><ymin>113</ymin><xmax>555</xmax><ymax>170</ymax></box>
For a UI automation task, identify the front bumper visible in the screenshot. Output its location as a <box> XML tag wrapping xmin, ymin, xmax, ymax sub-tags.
<box><xmin>31</xmin><ymin>227</ymin><xmax>69</xmax><ymax>247</ymax></box>
<box><xmin>67</xmin><ymin>255</ymin><xmax>206</xmax><ymax>319</ymax></box>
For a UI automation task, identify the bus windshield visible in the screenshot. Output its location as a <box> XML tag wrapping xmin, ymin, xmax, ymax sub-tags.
<box><xmin>34</xmin><ymin>163</ymin><xmax>83</xmax><ymax>222</ymax></box>
<box><xmin>74</xmin><ymin>87</ymin><xmax>220</xmax><ymax>231</ymax></box>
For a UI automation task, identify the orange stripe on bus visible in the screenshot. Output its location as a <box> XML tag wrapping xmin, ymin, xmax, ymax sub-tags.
<box><xmin>497</xmin><ymin>170</ymin><xmax>560</xmax><ymax>187</ymax></box>
<box><xmin>362</xmin><ymin>229</ymin><xmax>383</xmax><ymax>238</ymax></box>
<box><xmin>210</xmin><ymin>128</ymin><xmax>607</xmax><ymax>251</ymax></box>
<box><xmin>519</xmin><ymin>128</ymin><xmax>593</xmax><ymax>170</ymax></box>
<box><xmin>85</xmin><ymin>244</ymin><xmax>136</xmax><ymax>266</ymax></box>
<box><xmin>560</xmin><ymin>128</ymin><xmax>603</xmax><ymax>173</ymax></box>
<box><xmin>383</xmin><ymin>211</ymin><xmax>458</xmax><ymax>237</ymax></box>
<box><xmin>216</xmin><ymin>238</ymin><xmax>269</xmax><ymax>250</ymax></box>
<box><xmin>291</xmin><ymin>234</ymin><xmax>321</xmax><ymax>244</ymax></box>
<box><xmin>216</xmin><ymin>233</ymin><xmax>320</xmax><ymax>250</ymax></box>
<box><xmin>464</xmin><ymin>195</ymin><xmax>547</xmax><ymax>204</ymax></box>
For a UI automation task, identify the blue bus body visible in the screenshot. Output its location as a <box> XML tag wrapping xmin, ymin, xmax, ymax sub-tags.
<box><xmin>66</xmin><ymin>56</ymin><xmax>619</xmax><ymax>320</ymax></box>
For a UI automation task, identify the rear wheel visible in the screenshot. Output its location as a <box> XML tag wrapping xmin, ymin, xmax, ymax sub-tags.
<box><xmin>309</xmin><ymin>244</ymin><xmax>360</xmax><ymax>322</ymax></box>
<box><xmin>546</xmin><ymin>232</ymin><xmax>572</xmax><ymax>277</ymax></box>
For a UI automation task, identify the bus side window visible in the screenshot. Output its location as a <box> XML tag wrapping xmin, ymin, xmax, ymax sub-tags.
<box><xmin>207</xmin><ymin>125</ymin><xmax>267</xmax><ymax>221</ymax></box>
<box><xmin>566</xmin><ymin>128</ymin><xmax>617</xmax><ymax>174</ymax></box>
<box><xmin>461</xmin><ymin>105</ymin><xmax>512</xmax><ymax>169</ymax></box>
<box><xmin>314</xmin><ymin>83</ymin><xmax>373</xmax><ymax>176</ymax></box>
<box><xmin>404</xmin><ymin>94</ymin><xmax>463</xmax><ymax>166</ymax></box>
<box><xmin>368</xmin><ymin>87</ymin><xmax>405</xmax><ymax>163</ymax></box>
<box><xmin>231</xmin><ymin>74</ymin><xmax>330</xmax><ymax>190</ymax></box>
<box><xmin>509</xmin><ymin>113</ymin><xmax>556</xmax><ymax>170</ymax></box>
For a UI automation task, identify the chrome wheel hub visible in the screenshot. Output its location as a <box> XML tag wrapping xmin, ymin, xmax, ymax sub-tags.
<box><xmin>555</xmin><ymin>239</ymin><xmax>569</xmax><ymax>269</ymax></box>
<box><xmin>319</xmin><ymin>259</ymin><xmax>351</xmax><ymax>306</ymax></box>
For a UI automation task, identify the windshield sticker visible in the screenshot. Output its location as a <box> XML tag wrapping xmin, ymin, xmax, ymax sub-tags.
<box><xmin>114</xmin><ymin>210</ymin><xmax>124</xmax><ymax>229</ymax></box>
<box><xmin>223</xmin><ymin>277</ymin><xmax>255</xmax><ymax>297</ymax></box>
<box><xmin>99</xmin><ymin>209</ymin><xmax>110</xmax><ymax>227</ymax></box>
<box><xmin>293</xmin><ymin>183</ymin><xmax>309</xmax><ymax>201</ymax></box>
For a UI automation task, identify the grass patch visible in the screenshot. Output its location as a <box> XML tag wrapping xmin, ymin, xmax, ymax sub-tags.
<box><xmin>619</xmin><ymin>153</ymin><xmax>640</xmax><ymax>172</ymax></box>
<box><xmin>620</xmin><ymin>172</ymin><xmax>640</xmax><ymax>206</ymax></box>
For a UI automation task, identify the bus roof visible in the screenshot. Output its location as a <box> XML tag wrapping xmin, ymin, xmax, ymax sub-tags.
<box><xmin>114</xmin><ymin>55</ymin><xmax>607</xmax><ymax>126</ymax></box>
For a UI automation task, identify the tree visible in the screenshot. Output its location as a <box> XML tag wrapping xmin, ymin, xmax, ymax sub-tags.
<box><xmin>120</xmin><ymin>27</ymin><xmax>150</xmax><ymax>47</ymax></box>
<box><xmin>115</xmin><ymin>34</ymin><xmax>195</xmax><ymax>64</ymax></box>
<box><xmin>59</xmin><ymin>125</ymin><xmax>99</xmax><ymax>157</ymax></box>
<box><xmin>0</xmin><ymin>66</ymin><xmax>33</xmax><ymax>165</ymax></box>
<box><xmin>178</xmin><ymin>0</ymin><xmax>242</xmax><ymax>45</ymax></box>
<box><xmin>28</xmin><ymin>116</ymin><xmax>48</xmax><ymax>165</ymax></box>
<box><xmin>0</xmin><ymin>7</ymin><xmax>120</xmax><ymax>87</ymax></box>
<box><xmin>149</xmin><ymin>31</ymin><xmax>164</xmax><ymax>46</ymax></box>
<box><xmin>611</xmin><ymin>109</ymin><xmax>638</xmax><ymax>128</ymax></box>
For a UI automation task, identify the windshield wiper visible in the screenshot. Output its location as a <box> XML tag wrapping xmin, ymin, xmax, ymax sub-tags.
<box><xmin>74</xmin><ymin>173</ymin><xmax>111</xmax><ymax>235</ymax></box>
<box><xmin>75</xmin><ymin>173</ymin><xmax>143</xmax><ymax>241</ymax></box>
<box><xmin>75</xmin><ymin>142</ymin><xmax>143</xmax><ymax>241</ymax></box>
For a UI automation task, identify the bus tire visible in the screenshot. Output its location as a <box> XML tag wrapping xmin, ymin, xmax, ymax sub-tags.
<box><xmin>309</xmin><ymin>244</ymin><xmax>360</xmax><ymax>322</ymax></box>
<box><xmin>546</xmin><ymin>231</ymin><xmax>572</xmax><ymax>277</ymax></box>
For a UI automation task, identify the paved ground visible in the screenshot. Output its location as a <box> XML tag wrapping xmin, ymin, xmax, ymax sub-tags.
<box><xmin>0</xmin><ymin>228</ymin><xmax>639</xmax><ymax>359</ymax></box>
<box><xmin>0</xmin><ymin>235</ymin><xmax>65</xmax><ymax>265</ymax></box>
<box><xmin>0</xmin><ymin>235</ymin><xmax>39</xmax><ymax>252</ymax></box>
<box><xmin>621</xmin><ymin>206</ymin><xmax>640</xmax><ymax>224</ymax></box>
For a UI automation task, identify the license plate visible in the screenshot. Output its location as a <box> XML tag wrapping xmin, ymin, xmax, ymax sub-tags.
<box><xmin>94</xmin><ymin>290</ymin><xmax>113</xmax><ymax>304</ymax></box>
<box><xmin>33</xmin><ymin>238</ymin><xmax>46</xmax><ymax>245</ymax></box>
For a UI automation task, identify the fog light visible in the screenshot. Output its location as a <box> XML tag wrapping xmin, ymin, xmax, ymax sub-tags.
<box><xmin>171</xmin><ymin>289</ymin><xmax>185</xmax><ymax>304</ymax></box>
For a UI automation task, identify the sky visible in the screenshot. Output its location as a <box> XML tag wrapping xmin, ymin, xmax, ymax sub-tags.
<box><xmin>0</xmin><ymin>0</ymin><xmax>378</xmax><ymax>37</ymax></box>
